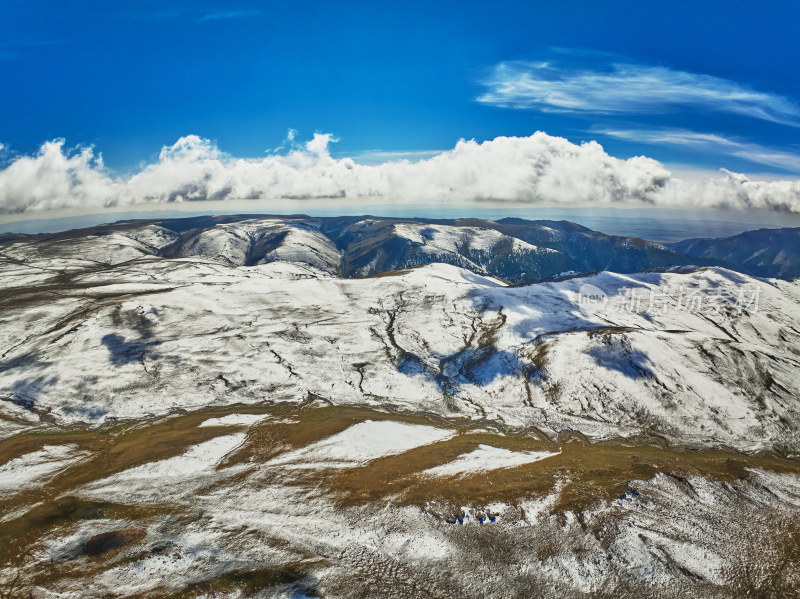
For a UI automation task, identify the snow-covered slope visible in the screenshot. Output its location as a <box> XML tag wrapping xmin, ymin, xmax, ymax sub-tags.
<box><xmin>2</xmin><ymin>404</ymin><xmax>799</xmax><ymax>598</ymax></box>
<box><xmin>1</xmin><ymin>226</ymin><xmax>799</xmax><ymax>451</ymax></box>
<box><xmin>0</xmin><ymin>214</ymin><xmax>737</xmax><ymax>285</ymax></box>
<box><xmin>328</xmin><ymin>217</ymin><xmax>697</xmax><ymax>282</ymax></box>
<box><xmin>384</xmin><ymin>222</ymin><xmax>559</xmax><ymax>276</ymax></box>
<box><xmin>2</xmin><ymin>218</ymin><xmax>800</xmax><ymax>598</ymax></box>
<box><xmin>158</xmin><ymin>218</ymin><xmax>342</xmax><ymax>273</ymax></box>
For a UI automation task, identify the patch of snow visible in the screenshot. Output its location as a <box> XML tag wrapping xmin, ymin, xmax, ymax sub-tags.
<box><xmin>0</xmin><ymin>445</ymin><xmax>87</xmax><ymax>496</ymax></box>
<box><xmin>81</xmin><ymin>433</ymin><xmax>247</xmax><ymax>502</ymax></box>
<box><xmin>0</xmin><ymin>502</ymin><xmax>43</xmax><ymax>523</ymax></box>
<box><xmin>270</xmin><ymin>420</ymin><xmax>454</xmax><ymax>468</ymax></box>
<box><xmin>198</xmin><ymin>413</ymin><xmax>272</xmax><ymax>428</ymax></box>
<box><xmin>422</xmin><ymin>444</ymin><xmax>558</xmax><ymax>477</ymax></box>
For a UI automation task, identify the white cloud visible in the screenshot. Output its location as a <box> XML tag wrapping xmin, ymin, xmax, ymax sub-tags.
<box><xmin>598</xmin><ymin>127</ymin><xmax>800</xmax><ymax>173</ymax></box>
<box><xmin>477</xmin><ymin>61</ymin><xmax>800</xmax><ymax>126</ymax></box>
<box><xmin>0</xmin><ymin>140</ymin><xmax>117</xmax><ymax>214</ymax></box>
<box><xmin>305</xmin><ymin>132</ymin><xmax>337</xmax><ymax>158</ymax></box>
<box><xmin>658</xmin><ymin>169</ymin><xmax>800</xmax><ymax>212</ymax></box>
<box><xmin>1</xmin><ymin>132</ymin><xmax>800</xmax><ymax>215</ymax></box>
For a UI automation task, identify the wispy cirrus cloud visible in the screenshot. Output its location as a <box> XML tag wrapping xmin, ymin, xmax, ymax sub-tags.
<box><xmin>478</xmin><ymin>60</ymin><xmax>800</xmax><ymax>127</ymax></box>
<box><xmin>0</xmin><ymin>38</ymin><xmax>64</xmax><ymax>60</ymax></box>
<box><xmin>598</xmin><ymin>127</ymin><xmax>800</xmax><ymax>174</ymax></box>
<box><xmin>198</xmin><ymin>9</ymin><xmax>260</xmax><ymax>22</ymax></box>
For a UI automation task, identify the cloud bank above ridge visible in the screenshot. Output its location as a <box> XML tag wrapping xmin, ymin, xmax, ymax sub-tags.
<box><xmin>1</xmin><ymin>132</ymin><xmax>800</xmax><ymax>216</ymax></box>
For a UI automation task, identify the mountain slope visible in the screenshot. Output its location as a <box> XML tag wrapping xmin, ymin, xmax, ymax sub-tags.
<box><xmin>159</xmin><ymin>218</ymin><xmax>341</xmax><ymax>273</ymax></box>
<box><xmin>669</xmin><ymin>227</ymin><xmax>800</xmax><ymax>279</ymax></box>
<box><xmin>319</xmin><ymin>216</ymin><xmax>704</xmax><ymax>282</ymax></box>
<box><xmin>0</xmin><ymin>215</ymin><xmax>713</xmax><ymax>284</ymax></box>
<box><xmin>3</xmin><ymin>216</ymin><xmax>800</xmax><ymax>598</ymax></box>
<box><xmin>2</xmin><ymin>228</ymin><xmax>799</xmax><ymax>452</ymax></box>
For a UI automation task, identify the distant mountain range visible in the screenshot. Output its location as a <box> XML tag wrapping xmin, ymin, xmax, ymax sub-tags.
<box><xmin>669</xmin><ymin>227</ymin><xmax>800</xmax><ymax>279</ymax></box>
<box><xmin>6</xmin><ymin>214</ymin><xmax>795</xmax><ymax>283</ymax></box>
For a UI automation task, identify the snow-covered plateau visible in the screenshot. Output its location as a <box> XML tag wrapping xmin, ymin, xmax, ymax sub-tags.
<box><xmin>1</xmin><ymin>216</ymin><xmax>799</xmax><ymax>598</ymax></box>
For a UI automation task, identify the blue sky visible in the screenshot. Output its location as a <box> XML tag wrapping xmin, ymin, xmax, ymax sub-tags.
<box><xmin>2</xmin><ymin>0</ymin><xmax>800</xmax><ymax>174</ymax></box>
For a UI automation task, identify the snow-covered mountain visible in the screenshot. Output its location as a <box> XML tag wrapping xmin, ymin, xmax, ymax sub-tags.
<box><xmin>2</xmin><ymin>218</ymin><xmax>799</xmax><ymax>451</ymax></box>
<box><xmin>0</xmin><ymin>214</ymin><xmax>719</xmax><ymax>283</ymax></box>
<box><xmin>670</xmin><ymin>226</ymin><xmax>800</xmax><ymax>279</ymax></box>
<box><xmin>2</xmin><ymin>215</ymin><xmax>800</xmax><ymax>598</ymax></box>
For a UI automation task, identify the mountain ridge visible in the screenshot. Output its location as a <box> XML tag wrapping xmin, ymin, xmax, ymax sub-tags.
<box><xmin>669</xmin><ymin>226</ymin><xmax>800</xmax><ymax>278</ymax></box>
<box><xmin>0</xmin><ymin>214</ymin><xmax>734</xmax><ymax>284</ymax></box>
